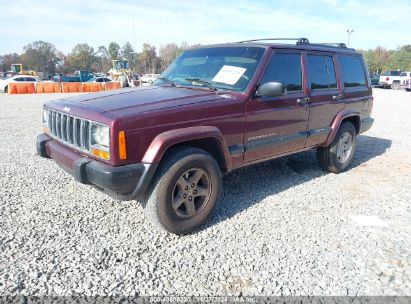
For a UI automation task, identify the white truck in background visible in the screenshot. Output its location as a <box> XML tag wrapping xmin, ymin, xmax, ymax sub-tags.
<box><xmin>379</xmin><ymin>70</ymin><xmax>411</xmax><ymax>89</ymax></box>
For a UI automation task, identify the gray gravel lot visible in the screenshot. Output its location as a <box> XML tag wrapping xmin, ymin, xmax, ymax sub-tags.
<box><xmin>0</xmin><ymin>89</ymin><xmax>410</xmax><ymax>297</ymax></box>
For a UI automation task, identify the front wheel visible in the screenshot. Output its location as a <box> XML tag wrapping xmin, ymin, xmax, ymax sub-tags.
<box><xmin>317</xmin><ymin>121</ymin><xmax>357</xmax><ymax>173</ymax></box>
<box><xmin>118</xmin><ymin>75</ymin><xmax>128</xmax><ymax>88</ymax></box>
<box><xmin>143</xmin><ymin>147</ymin><xmax>222</xmax><ymax>234</ymax></box>
<box><xmin>4</xmin><ymin>85</ymin><xmax>8</xmax><ymax>93</ymax></box>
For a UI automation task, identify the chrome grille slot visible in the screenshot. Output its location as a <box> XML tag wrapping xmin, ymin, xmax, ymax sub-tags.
<box><xmin>74</xmin><ymin>118</ymin><xmax>80</xmax><ymax>147</ymax></box>
<box><xmin>61</xmin><ymin>115</ymin><xmax>67</xmax><ymax>141</ymax></box>
<box><xmin>83</xmin><ymin>121</ymin><xmax>90</xmax><ymax>150</ymax></box>
<box><xmin>46</xmin><ymin>109</ymin><xmax>94</xmax><ymax>152</ymax></box>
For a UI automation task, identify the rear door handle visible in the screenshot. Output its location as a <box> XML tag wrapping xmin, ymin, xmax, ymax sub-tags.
<box><xmin>333</xmin><ymin>94</ymin><xmax>344</xmax><ymax>101</ymax></box>
<box><xmin>296</xmin><ymin>97</ymin><xmax>310</xmax><ymax>105</ymax></box>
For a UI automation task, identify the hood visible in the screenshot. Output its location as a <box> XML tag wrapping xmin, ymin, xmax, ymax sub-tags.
<box><xmin>56</xmin><ymin>86</ymin><xmax>227</xmax><ymax>117</ymax></box>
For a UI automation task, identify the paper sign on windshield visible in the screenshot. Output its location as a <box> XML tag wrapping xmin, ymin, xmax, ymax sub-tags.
<box><xmin>212</xmin><ymin>65</ymin><xmax>246</xmax><ymax>85</ymax></box>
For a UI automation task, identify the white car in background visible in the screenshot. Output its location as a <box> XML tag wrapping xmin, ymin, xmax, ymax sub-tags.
<box><xmin>0</xmin><ymin>75</ymin><xmax>39</xmax><ymax>93</ymax></box>
<box><xmin>140</xmin><ymin>73</ymin><xmax>160</xmax><ymax>85</ymax></box>
<box><xmin>86</xmin><ymin>76</ymin><xmax>113</xmax><ymax>83</ymax></box>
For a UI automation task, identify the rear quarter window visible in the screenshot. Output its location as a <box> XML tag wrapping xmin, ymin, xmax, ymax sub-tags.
<box><xmin>338</xmin><ymin>55</ymin><xmax>367</xmax><ymax>88</ymax></box>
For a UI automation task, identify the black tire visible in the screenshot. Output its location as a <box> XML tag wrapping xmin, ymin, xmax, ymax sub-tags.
<box><xmin>143</xmin><ymin>147</ymin><xmax>222</xmax><ymax>234</ymax></box>
<box><xmin>317</xmin><ymin>121</ymin><xmax>357</xmax><ymax>174</ymax></box>
<box><xmin>391</xmin><ymin>82</ymin><xmax>400</xmax><ymax>90</ymax></box>
<box><xmin>4</xmin><ymin>86</ymin><xmax>8</xmax><ymax>93</ymax></box>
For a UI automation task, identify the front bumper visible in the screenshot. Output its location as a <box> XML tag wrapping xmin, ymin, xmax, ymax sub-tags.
<box><xmin>36</xmin><ymin>133</ymin><xmax>157</xmax><ymax>201</ymax></box>
<box><xmin>359</xmin><ymin>117</ymin><xmax>374</xmax><ymax>134</ymax></box>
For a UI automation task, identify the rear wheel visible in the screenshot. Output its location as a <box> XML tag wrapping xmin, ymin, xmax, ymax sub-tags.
<box><xmin>4</xmin><ymin>85</ymin><xmax>8</xmax><ymax>93</ymax></box>
<box><xmin>144</xmin><ymin>147</ymin><xmax>222</xmax><ymax>234</ymax></box>
<box><xmin>391</xmin><ymin>81</ymin><xmax>400</xmax><ymax>90</ymax></box>
<box><xmin>317</xmin><ymin>121</ymin><xmax>357</xmax><ymax>173</ymax></box>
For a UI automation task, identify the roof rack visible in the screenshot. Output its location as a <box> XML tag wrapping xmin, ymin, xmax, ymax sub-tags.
<box><xmin>237</xmin><ymin>38</ymin><xmax>310</xmax><ymax>44</ymax></box>
<box><xmin>236</xmin><ymin>38</ymin><xmax>353</xmax><ymax>50</ymax></box>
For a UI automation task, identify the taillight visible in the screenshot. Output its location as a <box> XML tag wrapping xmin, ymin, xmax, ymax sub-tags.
<box><xmin>386</xmin><ymin>77</ymin><xmax>389</xmax><ymax>81</ymax></box>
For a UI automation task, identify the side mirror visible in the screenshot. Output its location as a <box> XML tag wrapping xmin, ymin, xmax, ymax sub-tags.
<box><xmin>255</xmin><ymin>82</ymin><xmax>286</xmax><ymax>97</ymax></box>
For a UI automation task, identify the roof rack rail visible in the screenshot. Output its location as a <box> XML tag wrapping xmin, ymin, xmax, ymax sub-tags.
<box><xmin>236</xmin><ymin>38</ymin><xmax>353</xmax><ymax>50</ymax></box>
<box><xmin>303</xmin><ymin>42</ymin><xmax>348</xmax><ymax>48</ymax></box>
<box><xmin>237</xmin><ymin>38</ymin><xmax>310</xmax><ymax>44</ymax></box>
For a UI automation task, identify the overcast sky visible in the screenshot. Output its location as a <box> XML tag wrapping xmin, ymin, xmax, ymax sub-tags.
<box><xmin>0</xmin><ymin>0</ymin><xmax>410</xmax><ymax>54</ymax></box>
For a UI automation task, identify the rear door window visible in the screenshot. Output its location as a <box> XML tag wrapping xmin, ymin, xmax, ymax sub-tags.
<box><xmin>338</xmin><ymin>55</ymin><xmax>367</xmax><ymax>87</ymax></box>
<box><xmin>307</xmin><ymin>55</ymin><xmax>337</xmax><ymax>90</ymax></box>
<box><xmin>260</xmin><ymin>52</ymin><xmax>302</xmax><ymax>92</ymax></box>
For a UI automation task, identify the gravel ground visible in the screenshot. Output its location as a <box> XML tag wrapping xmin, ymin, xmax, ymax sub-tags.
<box><xmin>0</xmin><ymin>89</ymin><xmax>410</xmax><ymax>297</ymax></box>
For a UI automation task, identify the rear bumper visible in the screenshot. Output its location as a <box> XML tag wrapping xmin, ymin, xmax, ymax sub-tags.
<box><xmin>359</xmin><ymin>117</ymin><xmax>374</xmax><ymax>134</ymax></box>
<box><xmin>36</xmin><ymin>133</ymin><xmax>157</xmax><ymax>201</ymax></box>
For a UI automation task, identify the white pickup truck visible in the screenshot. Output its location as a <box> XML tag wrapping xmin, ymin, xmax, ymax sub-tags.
<box><xmin>379</xmin><ymin>71</ymin><xmax>411</xmax><ymax>89</ymax></box>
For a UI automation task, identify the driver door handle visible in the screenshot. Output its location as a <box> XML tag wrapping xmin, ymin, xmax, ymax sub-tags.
<box><xmin>333</xmin><ymin>94</ymin><xmax>344</xmax><ymax>101</ymax></box>
<box><xmin>296</xmin><ymin>97</ymin><xmax>310</xmax><ymax>105</ymax></box>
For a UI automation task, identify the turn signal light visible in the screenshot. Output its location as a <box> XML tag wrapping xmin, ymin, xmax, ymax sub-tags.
<box><xmin>119</xmin><ymin>130</ymin><xmax>127</xmax><ymax>160</ymax></box>
<box><xmin>91</xmin><ymin>147</ymin><xmax>110</xmax><ymax>160</ymax></box>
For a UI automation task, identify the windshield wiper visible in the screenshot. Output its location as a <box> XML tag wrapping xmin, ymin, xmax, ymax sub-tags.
<box><xmin>156</xmin><ymin>77</ymin><xmax>176</xmax><ymax>87</ymax></box>
<box><xmin>184</xmin><ymin>78</ymin><xmax>218</xmax><ymax>91</ymax></box>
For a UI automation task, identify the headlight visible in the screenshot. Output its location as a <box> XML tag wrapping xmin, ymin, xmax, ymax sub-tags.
<box><xmin>91</xmin><ymin>124</ymin><xmax>110</xmax><ymax>147</ymax></box>
<box><xmin>90</xmin><ymin>124</ymin><xmax>110</xmax><ymax>160</ymax></box>
<box><xmin>42</xmin><ymin>108</ymin><xmax>49</xmax><ymax>134</ymax></box>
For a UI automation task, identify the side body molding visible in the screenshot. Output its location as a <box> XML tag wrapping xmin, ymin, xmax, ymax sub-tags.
<box><xmin>142</xmin><ymin>126</ymin><xmax>233</xmax><ymax>171</ymax></box>
<box><xmin>320</xmin><ymin>108</ymin><xmax>361</xmax><ymax>147</ymax></box>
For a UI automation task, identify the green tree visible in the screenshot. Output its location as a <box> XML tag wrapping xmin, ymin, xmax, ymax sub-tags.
<box><xmin>139</xmin><ymin>43</ymin><xmax>159</xmax><ymax>74</ymax></box>
<box><xmin>121</xmin><ymin>42</ymin><xmax>134</xmax><ymax>61</ymax></box>
<box><xmin>66</xmin><ymin>43</ymin><xmax>97</xmax><ymax>71</ymax></box>
<box><xmin>108</xmin><ymin>42</ymin><xmax>121</xmax><ymax>60</ymax></box>
<box><xmin>361</xmin><ymin>46</ymin><xmax>389</xmax><ymax>74</ymax></box>
<box><xmin>0</xmin><ymin>53</ymin><xmax>20</xmax><ymax>72</ymax></box>
<box><xmin>389</xmin><ymin>45</ymin><xmax>411</xmax><ymax>71</ymax></box>
<box><xmin>96</xmin><ymin>46</ymin><xmax>112</xmax><ymax>73</ymax></box>
<box><xmin>159</xmin><ymin>43</ymin><xmax>183</xmax><ymax>71</ymax></box>
<box><xmin>20</xmin><ymin>41</ymin><xmax>59</xmax><ymax>75</ymax></box>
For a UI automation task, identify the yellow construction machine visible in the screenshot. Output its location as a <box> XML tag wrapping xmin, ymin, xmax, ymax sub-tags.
<box><xmin>108</xmin><ymin>60</ymin><xmax>134</xmax><ymax>88</ymax></box>
<box><xmin>10</xmin><ymin>64</ymin><xmax>37</xmax><ymax>76</ymax></box>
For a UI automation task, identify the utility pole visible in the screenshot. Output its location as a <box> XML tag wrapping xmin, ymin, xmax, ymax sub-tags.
<box><xmin>133</xmin><ymin>16</ymin><xmax>136</xmax><ymax>53</ymax></box>
<box><xmin>346</xmin><ymin>29</ymin><xmax>354</xmax><ymax>47</ymax></box>
<box><xmin>132</xmin><ymin>16</ymin><xmax>136</xmax><ymax>72</ymax></box>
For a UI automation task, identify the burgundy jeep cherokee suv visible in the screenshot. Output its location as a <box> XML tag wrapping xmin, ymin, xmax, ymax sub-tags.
<box><xmin>37</xmin><ymin>38</ymin><xmax>374</xmax><ymax>234</ymax></box>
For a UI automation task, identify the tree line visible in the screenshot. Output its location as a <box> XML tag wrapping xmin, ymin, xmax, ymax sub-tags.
<box><xmin>1</xmin><ymin>41</ymin><xmax>410</xmax><ymax>77</ymax></box>
<box><xmin>357</xmin><ymin>45</ymin><xmax>411</xmax><ymax>74</ymax></box>
<box><xmin>0</xmin><ymin>40</ymin><xmax>195</xmax><ymax>77</ymax></box>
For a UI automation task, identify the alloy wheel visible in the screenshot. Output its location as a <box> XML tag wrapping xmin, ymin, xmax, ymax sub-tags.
<box><xmin>172</xmin><ymin>168</ymin><xmax>212</xmax><ymax>219</ymax></box>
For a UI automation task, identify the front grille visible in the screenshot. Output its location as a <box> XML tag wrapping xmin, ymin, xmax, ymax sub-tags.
<box><xmin>47</xmin><ymin>109</ymin><xmax>90</xmax><ymax>151</ymax></box>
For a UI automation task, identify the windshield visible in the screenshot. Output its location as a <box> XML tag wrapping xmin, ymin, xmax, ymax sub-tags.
<box><xmin>114</xmin><ymin>61</ymin><xmax>128</xmax><ymax>69</ymax></box>
<box><xmin>155</xmin><ymin>46</ymin><xmax>265</xmax><ymax>92</ymax></box>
